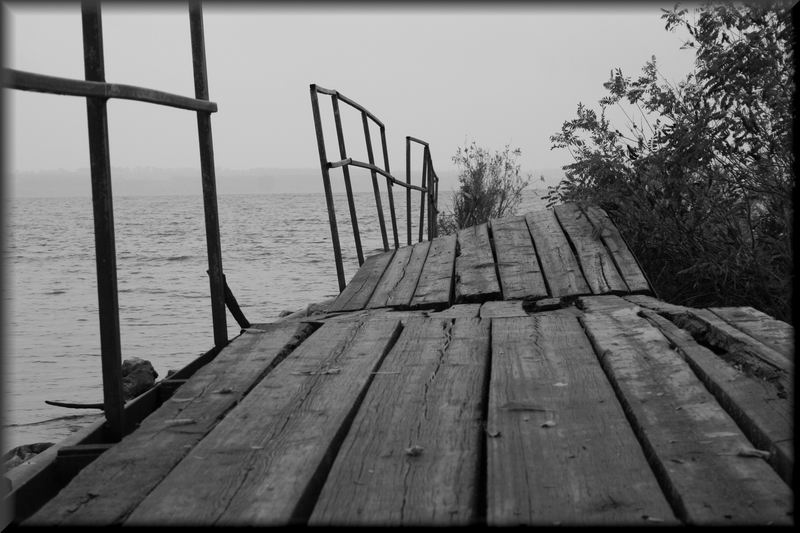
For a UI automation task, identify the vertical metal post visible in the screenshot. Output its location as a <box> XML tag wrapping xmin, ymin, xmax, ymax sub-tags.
<box><xmin>380</xmin><ymin>128</ymin><xmax>399</xmax><ymax>249</ymax></box>
<box><xmin>331</xmin><ymin>95</ymin><xmax>364</xmax><ymax>266</ymax></box>
<box><xmin>362</xmin><ymin>113</ymin><xmax>388</xmax><ymax>251</ymax></box>
<box><xmin>405</xmin><ymin>137</ymin><xmax>412</xmax><ymax>246</ymax></box>
<box><xmin>425</xmin><ymin>148</ymin><xmax>433</xmax><ymax>240</ymax></box>
<box><xmin>81</xmin><ymin>0</ymin><xmax>124</xmax><ymax>441</ymax></box>
<box><xmin>189</xmin><ymin>1</ymin><xmax>227</xmax><ymax>347</ymax></box>
<box><xmin>418</xmin><ymin>150</ymin><xmax>427</xmax><ymax>243</ymax></box>
<box><xmin>310</xmin><ymin>86</ymin><xmax>346</xmax><ymax>291</ymax></box>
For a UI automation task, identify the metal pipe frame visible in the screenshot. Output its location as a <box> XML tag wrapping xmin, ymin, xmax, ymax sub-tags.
<box><xmin>5</xmin><ymin>0</ymin><xmax>245</xmax><ymax>439</ymax></box>
<box><xmin>310</xmin><ymin>84</ymin><xmax>440</xmax><ymax>291</ymax></box>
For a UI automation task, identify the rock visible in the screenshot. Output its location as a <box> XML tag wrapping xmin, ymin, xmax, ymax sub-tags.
<box><xmin>2</xmin><ymin>442</ymin><xmax>54</xmax><ymax>471</ymax></box>
<box><xmin>121</xmin><ymin>357</ymin><xmax>158</xmax><ymax>400</ymax></box>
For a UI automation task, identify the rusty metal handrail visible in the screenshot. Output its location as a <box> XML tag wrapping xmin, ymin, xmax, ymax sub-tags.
<box><xmin>309</xmin><ymin>83</ymin><xmax>440</xmax><ymax>292</ymax></box>
<box><xmin>4</xmin><ymin>0</ymin><xmax>247</xmax><ymax>441</ymax></box>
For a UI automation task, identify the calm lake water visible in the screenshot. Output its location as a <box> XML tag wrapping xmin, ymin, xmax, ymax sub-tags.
<box><xmin>3</xmin><ymin>188</ymin><xmax>547</xmax><ymax>453</ymax></box>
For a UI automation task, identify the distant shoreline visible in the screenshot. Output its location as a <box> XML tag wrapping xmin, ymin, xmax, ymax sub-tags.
<box><xmin>6</xmin><ymin>167</ymin><xmax>565</xmax><ymax>198</ymax></box>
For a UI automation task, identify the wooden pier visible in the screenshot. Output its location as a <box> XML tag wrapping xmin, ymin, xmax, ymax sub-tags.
<box><xmin>13</xmin><ymin>203</ymin><xmax>793</xmax><ymax>526</ymax></box>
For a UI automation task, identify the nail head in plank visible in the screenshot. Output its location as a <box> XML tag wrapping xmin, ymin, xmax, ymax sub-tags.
<box><xmin>125</xmin><ymin>318</ymin><xmax>403</xmax><ymax>526</ymax></box>
<box><xmin>642</xmin><ymin>309</ymin><xmax>793</xmax><ymax>485</ymax></box>
<box><xmin>553</xmin><ymin>203</ymin><xmax>628</xmax><ymax>294</ymax></box>
<box><xmin>455</xmin><ymin>223</ymin><xmax>501</xmax><ymax>303</ymax></box>
<box><xmin>488</xmin><ymin>314</ymin><xmax>676</xmax><ymax>525</ymax></box>
<box><xmin>580</xmin><ymin>296</ymin><xmax>792</xmax><ymax>525</ymax></box>
<box><xmin>25</xmin><ymin>321</ymin><xmax>315</xmax><ymax>526</ymax></box>
<box><xmin>490</xmin><ymin>216</ymin><xmax>548</xmax><ymax>300</ymax></box>
<box><xmin>310</xmin><ymin>317</ymin><xmax>490</xmax><ymax>525</ymax></box>
<box><xmin>524</xmin><ymin>209</ymin><xmax>591</xmax><ymax>298</ymax></box>
<box><xmin>581</xmin><ymin>205</ymin><xmax>650</xmax><ymax>293</ymax></box>
<box><xmin>410</xmin><ymin>234</ymin><xmax>456</xmax><ymax>309</ymax></box>
<box><xmin>329</xmin><ymin>249</ymin><xmax>396</xmax><ymax>312</ymax></box>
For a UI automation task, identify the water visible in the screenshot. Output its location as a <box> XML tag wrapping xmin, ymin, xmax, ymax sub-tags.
<box><xmin>3</xmin><ymin>188</ymin><xmax>547</xmax><ymax>454</ymax></box>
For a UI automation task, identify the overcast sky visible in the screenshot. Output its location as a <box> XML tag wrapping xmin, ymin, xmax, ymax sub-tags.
<box><xmin>3</xmin><ymin>1</ymin><xmax>700</xmax><ymax>184</ymax></box>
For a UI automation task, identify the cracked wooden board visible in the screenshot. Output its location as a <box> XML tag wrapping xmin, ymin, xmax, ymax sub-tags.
<box><xmin>455</xmin><ymin>223</ymin><xmax>501</xmax><ymax>303</ymax></box>
<box><xmin>553</xmin><ymin>203</ymin><xmax>627</xmax><ymax>294</ymax></box>
<box><xmin>309</xmin><ymin>317</ymin><xmax>490</xmax><ymax>525</ymax></box>
<box><xmin>524</xmin><ymin>209</ymin><xmax>590</xmax><ymax>298</ymax></box>
<box><xmin>124</xmin><ymin>318</ymin><xmax>403</xmax><ymax>526</ymax></box>
<box><xmin>410</xmin><ymin>234</ymin><xmax>456</xmax><ymax>309</ymax></box>
<box><xmin>580</xmin><ymin>295</ymin><xmax>793</xmax><ymax>525</ymax></box>
<box><xmin>329</xmin><ymin>250</ymin><xmax>396</xmax><ymax>312</ymax></box>
<box><xmin>487</xmin><ymin>314</ymin><xmax>675</xmax><ymax>525</ymax></box>
<box><xmin>367</xmin><ymin>241</ymin><xmax>430</xmax><ymax>309</ymax></box>
<box><xmin>490</xmin><ymin>215</ymin><xmax>547</xmax><ymax>300</ymax></box>
<box><xmin>25</xmin><ymin>321</ymin><xmax>315</xmax><ymax>526</ymax></box>
<box><xmin>642</xmin><ymin>309</ymin><xmax>793</xmax><ymax>485</ymax></box>
<box><xmin>582</xmin><ymin>205</ymin><xmax>650</xmax><ymax>293</ymax></box>
<box><xmin>708</xmin><ymin>306</ymin><xmax>793</xmax><ymax>362</ymax></box>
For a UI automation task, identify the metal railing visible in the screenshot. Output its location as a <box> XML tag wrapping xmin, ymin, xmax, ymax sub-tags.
<box><xmin>309</xmin><ymin>84</ymin><xmax>440</xmax><ymax>292</ymax></box>
<box><xmin>3</xmin><ymin>0</ymin><xmax>249</xmax><ymax>441</ymax></box>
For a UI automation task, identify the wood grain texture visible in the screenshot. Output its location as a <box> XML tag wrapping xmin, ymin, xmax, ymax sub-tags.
<box><xmin>25</xmin><ymin>322</ymin><xmax>314</xmax><ymax>526</ymax></box>
<box><xmin>579</xmin><ymin>296</ymin><xmax>792</xmax><ymax>525</ymax></box>
<box><xmin>479</xmin><ymin>300</ymin><xmax>527</xmax><ymax>318</ymax></box>
<box><xmin>553</xmin><ymin>203</ymin><xmax>627</xmax><ymax>294</ymax></box>
<box><xmin>490</xmin><ymin>215</ymin><xmax>547</xmax><ymax>300</ymax></box>
<box><xmin>429</xmin><ymin>304</ymin><xmax>482</xmax><ymax>318</ymax></box>
<box><xmin>367</xmin><ymin>241</ymin><xmax>430</xmax><ymax>309</ymax></box>
<box><xmin>487</xmin><ymin>314</ymin><xmax>675</xmax><ymax>525</ymax></box>
<box><xmin>410</xmin><ymin>234</ymin><xmax>456</xmax><ymax>309</ymax></box>
<box><xmin>309</xmin><ymin>317</ymin><xmax>490</xmax><ymax>525</ymax></box>
<box><xmin>125</xmin><ymin>318</ymin><xmax>403</xmax><ymax>526</ymax></box>
<box><xmin>582</xmin><ymin>205</ymin><xmax>650</xmax><ymax>292</ymax></box>
<box><xmin>708</xmin><ymin>306</ymin><xmax>793</xmax><ymax>362</ymax></box>
<box><xmin>642</xmin><ymin>309</ymin><xmax>793</xmax><ymax>485</ymax></box>
<box><xmin>455</xmin><ymin>223</ymin><xmax>501</xmax><ymax>303</ymax></box>
<box><xmin>329</xmin><ymin>250</ymin><xmax>396</xmax><ymax>312</ymax></box>
<box><xmin>525</xmin><ymin>209</ymin><xmax>591</xmax><ymax>297</ymax></box>
<box><xmin>672</xmin><ymin>308</ymin><xmax>792</xmax><ymax>376</ymax></box>
<box><xmin>621</xmin><ymin>294</ymin><xmax>689</xmax><ymax>315</ymax></box>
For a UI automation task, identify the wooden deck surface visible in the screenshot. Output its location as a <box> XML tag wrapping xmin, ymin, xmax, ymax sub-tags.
<box><xmin>21</xmin><ymin>204</ymin><xmax>793</xmax><ymax>526</ymax></box>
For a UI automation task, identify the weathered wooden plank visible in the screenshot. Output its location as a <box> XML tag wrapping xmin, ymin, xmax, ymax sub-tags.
<box><xmin>367</xmin><ymin>241</ymin><xmax>430</xmax><ymax>309</ymax></box>
<box><xmin>25</xmin><ymin>321</ymin><xmax>315</xmax><ymax>526</ymax></box>
<box><xmin>553</xmin><ymin>203</ymin><xmax>628</xmax><ymax>294</ymax></box>
<box><xmin>125</xmin><ymin>318</ymin><xmax>403</xmax><ymax>526</ymax></box>
<box><xmin>708</xmin><ymin>306</ymin><xmax>793</xmax><ymax>362</ymax></box>
<box><xmin>673</xmin><ymin>308</ymin><xmax>791</xmax><ymax>376</ymax></box>
<box><xmin>329</xmin><ymin>250</ymin><xmax>396</xmax><ymax>312</ymax></box>
<box><xmin>410</xmin><ymin>234</ymin><xmax>456</xmax><ymax>309</ymax></box>
<box><xmin>622</xmin><ymin>294</ymin><xmax>688</xmax><ymax>315</ymax></box>
<box><xmin>479</xmin><ymin>300</ymin><xmax>527</xmax><ymax>318</ymax></box>
<box><xmin>580</xmin><ymin>296</ymin><xmax>792</xmax><ymax>525</ymax></box>
<box><xmin>581</xmin><ymin>205</ymin><xmax>650</xmax><ymax>293</ymax></box>
<box><xmin>309</xmin><ymin>317</ymin><xmax>490</xmax><ymax>525</ymax></box>
<box><xmin>487</xmin><ymin>314</ymin><xmax>675</xmax><ymax>525</ymax></box>
<box><xmin>642</xmin><ymin>309</ymin><xmax>793</xmax><ymax>485</ymax></box>
<box><xmin>525</xmin><ymin>209</ymin><xmax>591</xmax><ymax>297</ymax></box>
<box><xmin>429</xmin><ymin>303</ymin><xmax>482</xmax><ymax>318</ymax></box>
<box><xmin>455</xmin><ymin>223</ymin><xmax>501</xmax><ymax>303</ymax></box>
<box><xmin>624</xmin><ymin>297</ymin><xmax>793</xmax><ymax>374</ymax></box>
<box><xmin>490</xmin><ymin>215</ymin><xmax>548</xmax><ymax>300</ymax></box>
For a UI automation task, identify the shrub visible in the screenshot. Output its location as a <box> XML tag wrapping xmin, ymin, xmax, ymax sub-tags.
<box><xmin>438</xmin><ymin>142</ymin><xmax>531</xmax><ymax>234</ymax></box>
<box><xmin>547</xmin><ymin>2</ymin><xmax>793</xmax><ymax>323</ymax></box>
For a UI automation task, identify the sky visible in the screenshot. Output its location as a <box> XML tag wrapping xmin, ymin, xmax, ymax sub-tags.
<box><xmin>2</xmin><ymin>1</ymin><xmax>701</xmax><ymax>191</ymax></box>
